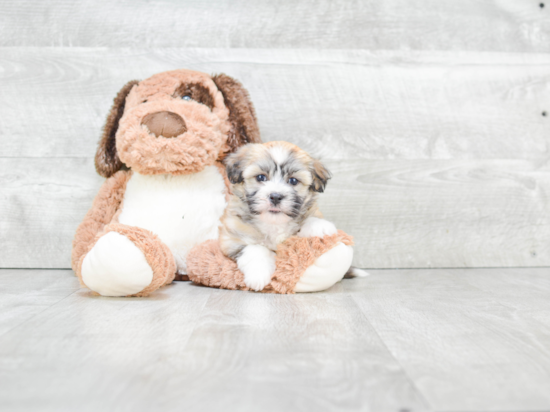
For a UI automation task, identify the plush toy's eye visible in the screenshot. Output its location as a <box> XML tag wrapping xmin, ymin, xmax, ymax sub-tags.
<box><xmin>288</xmin><ymin>177</ymin><xmax>299</xmax><ymax>186</ymax></box>
<box><xmin>182</xmin><ymin>95</ymin><xmax>192</xmax><ymax>101</ymax></box>
<box><xmin>256</xmin><ymin>174</ymin><xmax>267</xmax><ymax>182</ymax></box>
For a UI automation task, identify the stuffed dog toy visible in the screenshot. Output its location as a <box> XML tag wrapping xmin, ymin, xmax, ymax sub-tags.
<box><xmin>72</xmin><ymin>69</ymin><xmax>355</xmax><ymax>297</ymax></box>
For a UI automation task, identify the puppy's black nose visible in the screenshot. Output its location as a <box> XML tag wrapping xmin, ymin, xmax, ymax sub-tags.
<box><xmin>269</xmin><ymin>193</ymin><xmax>284</xmax><ymax>205</ymax></box>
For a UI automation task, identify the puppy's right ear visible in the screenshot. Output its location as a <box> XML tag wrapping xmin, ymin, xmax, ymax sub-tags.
<box><xmin>310</xmin><ymin>159</ymin><xmax>332</xmax><ymax>193</ymax></box>
<box><xmin>224</xmin><ymin>150</ymin><xmax>246</xmax><ymax>184</ymax></box>
<box><xmin>95</xmin><ymin>80</ymin><xmax>139</xmax><ymax>178</ymax></box>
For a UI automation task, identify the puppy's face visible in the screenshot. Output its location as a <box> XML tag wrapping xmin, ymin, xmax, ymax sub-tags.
<box><xmin>225</xmin><ymin>142</ymin><xmax>331</xmax><ymax>222</ymax></box>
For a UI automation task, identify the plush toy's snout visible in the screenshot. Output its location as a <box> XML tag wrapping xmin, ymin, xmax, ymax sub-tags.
<box><xmin>141</xmin><ymin>111</ymin><xmax>187</xmax><ymax>138</ymax></box>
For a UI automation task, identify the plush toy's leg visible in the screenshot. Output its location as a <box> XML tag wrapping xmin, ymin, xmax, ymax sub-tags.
<box><xmin>187</xmin><ymin>230</ymin><xmax>356</xmax><ymax>294</ymax></box>
<box><xmin>289</xmin><ymin>217</ymin><xmax>354</xmax><ymax>292</ymax></box>
<box><xmin>79</xmin><ymin>224</ymin><xmax>176</xmax><ymax>297</ymax></box>
<box><xmin>293</xmin><ymin>243</ymin><xmax>353</xmax><ymax>292</ymax></box>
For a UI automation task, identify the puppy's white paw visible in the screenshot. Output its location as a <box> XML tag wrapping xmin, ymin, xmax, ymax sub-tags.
<box><xmin>298</xmin><ymin>217</ymin><xmax>338</xmax><ymax>238</ymax></box>
<box><xmin>237</xmin><ymin>245</ymin><xmax>276</xmax><ymax>291</ymax></box>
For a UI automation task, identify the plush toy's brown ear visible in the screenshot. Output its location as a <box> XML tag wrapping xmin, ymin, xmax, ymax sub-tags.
<box><xmin>310</xmin><ymin>159</ymin><xmax>332</xmax><ymax>193</ymax></box>
<box><xmin>212</xmin><ymin>74</ymin><xmax>261</xmax><ymax>154</ymax></box>
<box><xmin>95</xmin><ymin>80</ymin><xmax>139</xmax><ymax>178</ymax></box>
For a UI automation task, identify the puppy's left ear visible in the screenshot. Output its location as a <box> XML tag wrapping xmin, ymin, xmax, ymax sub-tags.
<box><xmin>310</xmin><ymin>159</ymin><xmax>332</xmax><ymax>193</ymax></box>
<box><xmin>224</xmin><ymin>151</ymin><xmax>245</xmax><ymax>184</ymax></box>
<box><xmin>212</xmin><ymin>73</ymin><xmax>261</xmax><ymax>154</ymax></box>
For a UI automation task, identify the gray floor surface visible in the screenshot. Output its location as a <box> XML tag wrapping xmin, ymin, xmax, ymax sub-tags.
<box><xmin>1</xmin><ymin>268</ymin><xmax>549</xmax><ymax>412</ymax></box>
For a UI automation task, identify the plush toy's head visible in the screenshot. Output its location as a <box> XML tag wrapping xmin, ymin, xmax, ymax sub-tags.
<box><xmin>95</xmin><ymin>69</ymin><xmax>261</xmax><ymax>177</ymax></box>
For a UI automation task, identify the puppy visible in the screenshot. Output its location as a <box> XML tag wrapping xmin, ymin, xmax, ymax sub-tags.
<box><xmin>220</xmin><ymin>141</ymin><xmax>367</xmax><ymax>291</ymax></box>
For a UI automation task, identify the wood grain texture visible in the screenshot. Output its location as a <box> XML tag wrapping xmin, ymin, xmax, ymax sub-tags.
<box><xmin>0</xmin><ymin>276</ymin><xmax>214</xmax><ymax>412</ymax></box>
<box><xmin>2</xmin><ymin>157</ymin><xmax>549</xmax><ymax>269</ymax></box>
<box><xmin>0</xmin><ymin>48</ymin><xmax>548</xmax><ymax>160</ymax></box>
<box><xmin>2</xmin><ymin>269</ymin><xmax>550</xmax><ymax>411</ymax></box>
<box><xmin>1</xmin><ymin>6</ymin><xmax>549</xmax><ymax>270</ymax></box>
<box><xmin>0</xmin><ymin>269</ymin><xmax>79</xmax><ymax>337</ymax></box>
<box><xmin>0</xmin><ymin>0</ymin><xmax>548</xmax><ymax>51</ymax></box>
<box><xmin>345</xmin><ymin>268</ymin><xmax>550</xmax><ymax>411</ymax></box>
<box><xmin>152</xmin><ymin>286</ymin><xmax>429</xmax><ymax>412</ymax></box>
<box><xmin>0</xmin><ymin>272</ymin><xmax>429</xmax><ymax>412</ymax></box>
<box><xmin>0</xmin><ymin>158</ymin><xmax>103</xmax><ymax>268</ymax></box>
<box><xmin>320</xmin><ymin>159</ymin><xmax>550</xmax><ymax>268</ymax></box>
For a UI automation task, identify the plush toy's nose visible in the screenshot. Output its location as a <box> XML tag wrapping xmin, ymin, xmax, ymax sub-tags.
<box><xmin>141</xmin><ymin>111</ymin><xmax>187</xmax><ymax>138</ymax></box>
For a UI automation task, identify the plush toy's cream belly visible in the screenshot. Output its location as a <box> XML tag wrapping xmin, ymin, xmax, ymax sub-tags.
<box><xmin>118</xmin><ymin>165</ymin><xmax>227</xmax><ymax>274</ymax></box>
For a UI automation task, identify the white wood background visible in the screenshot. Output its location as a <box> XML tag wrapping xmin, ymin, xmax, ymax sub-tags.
<box><xmin>0</xmin><ymin>1</ymin><xmax>549</xmax><ymax>269</ymax></box>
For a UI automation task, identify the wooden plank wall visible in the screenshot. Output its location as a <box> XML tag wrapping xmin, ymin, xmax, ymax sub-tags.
<box><xmin>0</xmin><ymin>1</ymin><xmax>549</xmax><ymax>269</ymax></box>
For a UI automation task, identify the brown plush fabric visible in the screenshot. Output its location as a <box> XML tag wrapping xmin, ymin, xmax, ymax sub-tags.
<box><xmin>104</xmin><ymin>224</ymin><xmax>177</xmax><ymax>296</ymax></box>
<box><xmin>175</xmin><ymin>82</ymin><xmax>215</xmax><ymax>110</ymax></box>
<box><xmin>95</xmin><ymin>71</ymin><xmax>260</xmax><ymax>178</ymax></box>
<box><xmin>141</xmin><ymin>111</ymin><xmax>187</xmax><ymax>138</ymax></box>
<box><xmin>95</xmin><ymin>80</ymin><xmax>139</xmax><ymax>178</ymax></box>
<box><xmin>73</xmin><ymin>222</ymin><xmax>177</xmax><ymax>297</ymax></box>
<box><xmin>71</xmin><ymin>170</ymin><xmax>132</xmax><ymax>278</ymax></box>
<box><xmin>187</xmin><ymin>230</ymin><xmax>354</xmax><ymax>294</ymax></box>
<box><xmin>212</xmin><ymin>74</ymin><xmax>261</xmax><ymax>156</ymax></box>
<box><xmin>115</xmin><ymin>98</ymin><xmax>228</xmax><ymax>175</ymax></box>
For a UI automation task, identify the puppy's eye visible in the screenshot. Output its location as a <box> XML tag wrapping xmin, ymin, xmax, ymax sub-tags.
<box><xmin>256</xmin><ymin>174</ymin><xmax>267</xmax><ymax>182</ymax></box>
<box><xmin>288</xmin><ymin>177</ymin><xmax>299</xmax><ymax>186</ymax></box>
<box><xmin>182</xmin><ymin>95</ymin><xmax>192</xmax><ymax>101</ymax></box>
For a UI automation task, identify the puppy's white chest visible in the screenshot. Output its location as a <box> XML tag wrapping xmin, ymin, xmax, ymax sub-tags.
<box><xmin>118</xmin><ymin>166</ymin><xmax>227</xmax><ymax>272</ymax></box>
<box><xmin>256</xmin><ymin>215</ymin><xmax>296</xmax><ymax>251</ymax></box>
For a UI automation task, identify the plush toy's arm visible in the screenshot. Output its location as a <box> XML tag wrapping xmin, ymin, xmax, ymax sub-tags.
<box><xmin>71</xmin><ymin>170</ymin><xmax>132</xmax><ymax>274</ymax></box>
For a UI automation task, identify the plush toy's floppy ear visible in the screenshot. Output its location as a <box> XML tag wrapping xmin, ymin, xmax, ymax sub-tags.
<box><xmin>310</xmin><ymin>159</ymin><xmax>332</xmax><ymax>193</ymax></box>
<box><xmin>95</xmin><ymin>80</ymin><xmax>139</xmax><ymax>178</ymax></box>
<box><xmin>212</xmin><ymin>74</ymin><xmax>261</xmax><ymax>154</ymax></box>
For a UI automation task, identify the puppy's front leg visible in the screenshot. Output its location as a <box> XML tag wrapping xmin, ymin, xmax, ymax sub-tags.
<box><xmin>297</xmin><ymin>216</ymin><xmax>337</xmax><ymax>238</ymax></box>
<box><xmin>237</xmin><ymin>245</ymin><xmax>276</xmax><ymax>291</ymax></box>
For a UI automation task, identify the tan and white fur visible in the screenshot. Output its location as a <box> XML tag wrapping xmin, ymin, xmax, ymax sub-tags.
<box><xmin>220</xmin><ymin>141</ymin><xmax>367</xmax><ymax>291</ymax></box>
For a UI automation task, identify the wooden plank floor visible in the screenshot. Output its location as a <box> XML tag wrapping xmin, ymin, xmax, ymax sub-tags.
<box><xmin>1</xmin><ymin>269</ymin><xmax>550</xmax><ymax>411</ymax></box>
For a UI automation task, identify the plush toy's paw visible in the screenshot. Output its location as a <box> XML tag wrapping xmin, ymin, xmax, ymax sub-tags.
<box><xmin>294</xmin><ymin>243</ymin><xmax>354</xmax><ymax>292</ymax></box>
<box><xmin>297</xmin><ymin>217</ymin><xmax>338</xmax><ymax>238</ymax></box>
<box><xmin>237</xmin><ymin>245</ymin><xmax>276</xmax><ymax>291</ymax></box>
<box><xmin>81</xmin><ymin>232</ymin><xmax>154</xmax><ymax>297</ymax></box>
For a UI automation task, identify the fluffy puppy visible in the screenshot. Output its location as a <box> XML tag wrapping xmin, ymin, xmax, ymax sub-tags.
<box><xmin>220</xmin><ymin>141</ymin><xmax>366</xmax><ymax>291</ymax></box>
